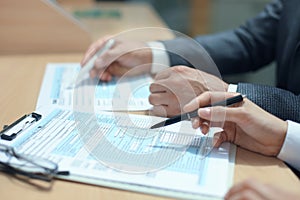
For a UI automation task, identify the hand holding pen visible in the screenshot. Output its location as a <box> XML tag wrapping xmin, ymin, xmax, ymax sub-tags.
<box><xmin>80</xmin><ymin>36</ymin><xmax>153</xmax><ymax>82</ymax></box>
<box><xmin>183</xmin><ymin>92</ymin><xmax>245</xmax><ymax>132</ymax></box>
<box><xmin>69</xmin><ymin>38</ymin><xmax>115</xmax><ymax>87</ymax></box>
<box><xmin>151</xmin><ymin>93</ymin><xmax>245</xmax><ymax>129</ymax></box>
<box><xmin>179</xmin><ymin>91</ymin><xmax>287</xmax><ymax>157</ymax></box>
<box><xmin>80</xmin><ymin>39</ymin><xmax>115</xmax><ymax>80</ymax></box>
<box><xmin>69</xmin><ymin>38</ymin><xmax>115</xmax><ymax>88</ymax></box>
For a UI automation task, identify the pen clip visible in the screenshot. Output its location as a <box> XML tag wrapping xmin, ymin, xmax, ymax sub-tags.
<box><xmin>1</xmin><ymin>112</ymin><xmax>42</xmax><ymax>141</ymax></box>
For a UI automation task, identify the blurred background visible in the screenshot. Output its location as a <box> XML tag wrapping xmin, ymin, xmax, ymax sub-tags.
<box><xmin>1</xmin><ymin>0</ymin><xmax>275</xmax><ymax>86</ymax></box>
<box><xmin>124</xmin><ymin>0</ymin><xmax>275</xmax><ymax>86</ymax></box>
<box><xmin>95</xmin><ymin>0</ymin><xmax>275</xmax><ymax>86</ymax></box>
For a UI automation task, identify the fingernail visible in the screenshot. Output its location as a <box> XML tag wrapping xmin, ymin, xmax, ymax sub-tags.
<box><xmin>198</xmin><ymin>108</ymin><xmax>211</xmax><ymax>118</ymax></box>
<box><xmin>192</xmin><ymin>118</ymin><xmax>198</xmax><ymax>128</ymax></box>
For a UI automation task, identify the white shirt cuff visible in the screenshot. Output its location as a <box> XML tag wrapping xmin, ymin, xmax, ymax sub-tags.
<box><xmin>277</xmin><ymin>120</ymin><xmax>300</xmax><ymax>171</ymax></box>
<box><xmin>227</xmin><ymin>84</ymin><xmax>238</xmax><ymax>92</ymax></box>
<box><xmin>147</xmin><ymin>41</ymin><xmax>170</xmax><ymax>74</ymax></box>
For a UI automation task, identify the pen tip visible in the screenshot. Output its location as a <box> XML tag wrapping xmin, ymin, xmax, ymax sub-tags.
<box><xmin>150</xmin><ymin>125</ymin><xmax>156</xmax><ymax>129</ymax></box>
<box><xmin>150</xmin><ymin>121</ymin><xmax>166</xmax><ymax>129</ymax></box>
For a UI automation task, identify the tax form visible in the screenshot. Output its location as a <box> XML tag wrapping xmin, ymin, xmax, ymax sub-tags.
<box><xmin>36</xmin><ymin>63</ymin><xmax>153</xmax><ymax>111</ymax></box>
<box><xmin>1</xmin><ymin>109</ymin><xmax>235</xmax><ymax>199</ymax></box>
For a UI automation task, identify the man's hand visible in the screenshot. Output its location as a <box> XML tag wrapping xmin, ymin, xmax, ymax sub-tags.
<box><xmin>81</xmin><ymin>36</ymin><xmax>152</xmax><ymax>81</ymax></box>
<box><xmin>225</xmin><ymin>179</ymin><xmax>300</xmax><ymax>200</ymax></box>
<box><xmin>149</xmin><ymin>66</ymin><xmax>228</xmax><ymax>117</ymax></box>
<box><xmin>184</xmin><ymin>91</ymin><xmax>287</xmax><ymax>156</ymax></box>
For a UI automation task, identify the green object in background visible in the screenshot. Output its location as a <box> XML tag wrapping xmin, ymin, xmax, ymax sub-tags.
<box><xmin>73</xmin><ymin>8</ymin><xmax>121</xmax><ymax>19</ymax></box>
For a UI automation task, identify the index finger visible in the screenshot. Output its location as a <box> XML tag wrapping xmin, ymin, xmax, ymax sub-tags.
<box><xmin>183</xmin><ymin>91</ymin><xmax>237</xmax><ymax>113</ymax></box>
<box><xmin>154</xmin><ymin>68</ymin><xmax>172</xmax><ymax>80</ymax></box>
<box><xmin>149</xmin><ymin>82</ymin><xmax>169</xmax><ymax>93</ymax></box>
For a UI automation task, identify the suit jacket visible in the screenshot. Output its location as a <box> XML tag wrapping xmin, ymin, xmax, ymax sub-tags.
<box><xmin>162</xmin><ymin>0</ymin><xmax>300</xmax><ymax>123</ymax></box>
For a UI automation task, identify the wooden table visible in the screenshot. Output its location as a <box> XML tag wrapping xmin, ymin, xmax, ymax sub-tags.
<box><xmin>0</xmin><ymin>53</ymin><xmax>299</xmax><ymax>200</ymax></box>
<box><xmin>0</xmin><ymin>0</ymin><xmax>174</xmax><ymax>54</ymax></box>
<box><xmin>1</xmin><ymin>0</ymin><xmax>299</xmax><ymax>199</ymax></box>
<box><xmin>58</xmin><ymin>0</ymin><xmax>174</xmax><ymax>42</ymax></box>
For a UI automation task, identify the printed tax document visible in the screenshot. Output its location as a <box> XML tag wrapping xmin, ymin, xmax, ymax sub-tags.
<box><xmin>36</xmin><ymin>63</ymin><xmax>153</xmax><ymax>111</ymax></box>
<box><xmin>0</xmin><ymin>109</ymin><xmax>235</xmax><ymax>199</ymax></box>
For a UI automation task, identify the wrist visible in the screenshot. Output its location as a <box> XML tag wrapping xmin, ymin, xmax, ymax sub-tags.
<box><xmin>276</xmin><ymin>120</ymin><xmax>288</xmax><ymax>155</ymax></box>
<box><xmin>147</xmin><ymin>41</ymin><xmax>170</xmax><ymax>74</ymax></box>
<box><xmin>266</xmin><ymin>118</ymin><xmax>288</xmax><ymax>156</ymax></box>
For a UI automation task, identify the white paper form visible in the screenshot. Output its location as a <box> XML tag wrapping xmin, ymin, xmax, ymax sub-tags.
<box><xmin>36</xmin><ymin>63</ymin><xmax>153</xmax><ymax>111</ymax></box>
<box><xmin>3</xmin><ymin>109</ymin><xmax>235</xmax><ymax>199</ymax></box>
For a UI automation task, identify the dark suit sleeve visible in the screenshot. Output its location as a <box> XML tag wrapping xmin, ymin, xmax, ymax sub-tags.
<box><xmin>237</xmin><ymin>83</ymin><xmax>300</xmax><ymax>123</ymax></box>
<box><xmin>162</xmin><ymin>0</ymin><xmax>283</xmax><ymax>75</ymax></box>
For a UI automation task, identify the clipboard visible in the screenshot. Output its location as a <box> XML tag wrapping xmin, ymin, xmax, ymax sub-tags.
<box><xmin>0</xmin><ymin>112</ymin><xmax>42</xmax><ymax>141</ymax></box>
<box><xmin>0</xmin><ymin>109</ymin><xmax>235</xmax><ymax>200</ymax></box>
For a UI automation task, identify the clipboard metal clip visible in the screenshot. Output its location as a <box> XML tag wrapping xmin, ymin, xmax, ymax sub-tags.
<box><xmin>1</xmin><ymin>112</ymin><xmax>42</xmax><ymax>141</ymax></box>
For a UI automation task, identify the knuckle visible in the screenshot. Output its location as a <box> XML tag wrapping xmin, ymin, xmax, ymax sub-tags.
<box><xmin>148</xmin><ymin>94</ymin><xmax>163</xmax><ymax>105</ymax></box>
<box><xmin>171</xmin><ymin>66</ymin><xmax>179</xmax><ymax>70</ymax></box>
<box><xmin>153</xmin><ymin>106</ymin><xmax>167</xmax><ymax>117</ymax></box>
<box><xmin>149</xmin><ymin>83</ymin><xmax>156</xmax><ymax>92</ymax></box>
<box><xmin>173</xmin><ymin>65</ymin><xmax>185</xmax><ymax>72</ymax></box>
<box><xmin>203</xmin><ymin>91</ymin><xmax>212</xmax><ymax>96</ymax></box>
<box><xmin>238</xmin><ymin>192</ymin><xmax>249</xmax><ymax>199</ymax></box>
<box><xmin>243</xmin><ymin>179</ymin><xmax>256</xmax><ymax>187</ymax></box>
<box><xmin>148</xmin><ymin>94</ymin><xmax>155</xmax><ymax>104</ymax></box>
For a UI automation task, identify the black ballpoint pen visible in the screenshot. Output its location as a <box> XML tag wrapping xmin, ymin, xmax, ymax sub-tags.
<box><xmin>150</xmin><ymin>94</ymin><xmax>245</xmax><ymax>129</ymax></box>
